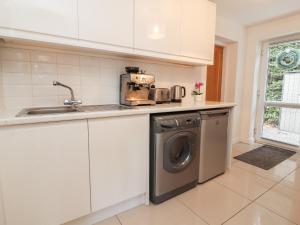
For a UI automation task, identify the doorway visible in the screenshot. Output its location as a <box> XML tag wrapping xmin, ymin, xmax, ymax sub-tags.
<box><xmin>256</xmin><ymin>37</ymin><xmax>300</xmax><ymax>149</ymax></box>
<box><xmin>206</xmin><ymin>45</ymin><xmax>224</xmax><ymax>101</ymax></box>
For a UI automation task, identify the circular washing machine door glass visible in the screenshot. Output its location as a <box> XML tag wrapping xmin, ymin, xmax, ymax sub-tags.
<box><xmin>163</xmin><ymin>131</ymin><xmax>196</xmax><ymax>173</ymax></box>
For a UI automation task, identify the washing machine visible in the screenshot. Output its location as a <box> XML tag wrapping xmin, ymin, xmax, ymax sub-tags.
<box><xmin>150</xmin><ymin>112</ymin><xmax>201</xmax><ymax>204</ymax></box>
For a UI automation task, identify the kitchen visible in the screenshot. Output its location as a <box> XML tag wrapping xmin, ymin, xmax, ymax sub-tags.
<box><xmin>1</xmin><ymin>1</ymin><xmax>300</xmax><ymax>225</ymax></box>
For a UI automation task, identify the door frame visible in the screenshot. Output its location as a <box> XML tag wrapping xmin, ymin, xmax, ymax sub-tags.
<box><xmin>255</xmin><ymin>35</ymin><xmax>300</xmax><ymax>152</ymax></box>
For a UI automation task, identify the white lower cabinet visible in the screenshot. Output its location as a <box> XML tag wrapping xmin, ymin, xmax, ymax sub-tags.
<box><xmin>88</xmin><ymin>115</ymin><xmax>149</xmax><ymax>212</ymax></box>
<box><xmin>0</xmin><ymin>121</ymin><xmax>91</xmax><ymax>225</ymax></box>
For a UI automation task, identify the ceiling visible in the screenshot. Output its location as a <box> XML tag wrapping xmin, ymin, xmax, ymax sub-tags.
<box><xmin>210</xmin><ymin>0</ymin><xmax>300</xmax><ymax>26</ymax></box>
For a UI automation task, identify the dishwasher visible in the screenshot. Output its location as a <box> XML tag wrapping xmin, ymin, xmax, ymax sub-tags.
<box><xmin>198</xmin><ymin>108</ymin><xmax>229</xmax><ymax>183</ymax></box>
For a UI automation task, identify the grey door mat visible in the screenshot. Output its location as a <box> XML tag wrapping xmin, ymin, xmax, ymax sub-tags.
<box><xmin>234</xmin><ymin>145</ymin><xmax>296</xmax><ymax>170</ymax></box>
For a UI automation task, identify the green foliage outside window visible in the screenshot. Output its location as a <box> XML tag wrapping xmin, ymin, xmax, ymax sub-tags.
<box><xmin>264</xmin><ymin>41</ymin><xmax>300</xmax><ymax>127</ymax></box>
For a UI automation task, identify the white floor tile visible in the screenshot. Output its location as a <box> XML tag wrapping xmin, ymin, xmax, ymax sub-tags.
<box><xmin>177</xmin><ymin>181</ymin><xmax>250</xmax><ymax>225</ymax></box>
<box><xmin>224</xmin><ymin>203</ymin><xmax>296</xmax><ymax>225</ymax></box>
<box><xmin>256</xmin><ymin>184</ymin><xmax>300</xmax><ymax>224</ymax></box>
<box><xmin>281</xmin><ymin>167</ymin><xmax>300</xmax><ymax>192</ymax></box>
<box><xmin>215</xmin><ymin>166</ymin><xmax>275</xmax><ymax>200</ymax></box>
<box><xmin>234</xmin><ymin>160</ymin><xmax>296</xmax><ymax>182</ymax></box>
<box><xmin>118</xmin><ymin>198</ymin><xmax>207</xmax><ymax>225</ymax></box>
<box><xmin>232</xmin><ymin>143</ymin><xmax>262</xmax><ymax>157</ymax></box>
<box><xmin>93</xmin><ymin>217</ymin><xmax>120</xmax><ymax>225</ymax></box>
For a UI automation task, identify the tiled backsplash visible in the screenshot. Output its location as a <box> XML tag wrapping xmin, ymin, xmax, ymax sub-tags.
<box><xmin>0</xmin><ymin>45</ymin><xmax>205</xmax><ymax>111</ymax></box>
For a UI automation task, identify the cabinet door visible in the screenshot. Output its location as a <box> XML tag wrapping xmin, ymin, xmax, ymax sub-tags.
<box><xmin>135</xmin><ymin>0</ymin><xmax>181</xmax><ymax>55</ymax></box>
<box><xmin>78</xmin><ymin>0</ymin><xmax>133</xmax><ymax>48</ymax></box>
<box><xmin>0</xmin><ymin>0</ymin><xmax>78</xmax><ymax>38</ymax></box>
<box><xmin>181</xmin><ymin>0</ymin><xmax>216</xmax><ymax>61</ymax></box>
<box><xmin>0</xmin><ymin>121</ymin><xmax>90</xmax><ymax>225</ymax></box>
<box><xmin>88</xmin><ymin>115</ymin><xmax>149</xmax><ymax>212</ymax></box>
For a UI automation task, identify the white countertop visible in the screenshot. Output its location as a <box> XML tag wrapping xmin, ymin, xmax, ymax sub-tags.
<box><xmin>0</xmin><ymin>101</ymin><xmax>236</xmax><ymax>127</ymax></box>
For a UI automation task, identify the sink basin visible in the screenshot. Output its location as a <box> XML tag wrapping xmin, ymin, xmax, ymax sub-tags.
<box><xmin>16</xmin><ymin>106</ymin><xmax>81</xmax><ymax>117</ymax></box>
<box><xmin>16</xmin><ymin>104</ymin><xmax>133</xmax><ymax>117</ymax></box>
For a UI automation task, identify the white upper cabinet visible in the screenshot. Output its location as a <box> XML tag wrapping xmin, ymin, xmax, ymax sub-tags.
<box><xmin>181</xmin><ymin>0</ymin><xmax>216</xmax><ymax>62</ymax></box>
<box><xmin>0</xmin><ymin>0</ymin><xmax>78</xmax><ymax>38</ymax></box>
<box><xmin>78</xmin><ymin>0</ymin><xmax>134</xmax><ymax>48</ymax></box>
<box><xmin>134</xmin><ymin>0</ymin><xmax>181</xmax><ymax>55</ymax></box>
<box><xmin>0</xmin><ymin>0</ymin><xmax>216</xmax><ymax>65</ymax></box>
<box><xmin>0</xmin><ymin>121</ymin><xmax>91</xmax><ymax>225</ymax></box>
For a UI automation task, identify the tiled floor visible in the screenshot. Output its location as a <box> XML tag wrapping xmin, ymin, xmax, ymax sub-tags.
<box><xmin>95</xmin><ymin>143</ymin><xmax>300</xmax><ymax>225</ymax></box>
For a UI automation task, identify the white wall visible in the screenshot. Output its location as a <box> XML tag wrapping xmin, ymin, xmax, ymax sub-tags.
<box><xmin>0</xmin><ymin>44</ymin><xmax>205</xmax><ymax>113</ymax></box>
<box><xmin>240</xmin><ymin>12</ymin><xmax>300</xmax><ymax>143</ymax></box>
<box><xmin>215</xmin><ymin>15</ymin><xmax>246</xmax><ymax>143</ymax></box>
<box><xmin>0</xmin><ymin>181</ymin><xmax>4</xmax><ymax>225</ymax></box>
<box><xmin>216</xmin><ymin>15</ymin><xmax>245</xmax><ymax>42</ymax></box>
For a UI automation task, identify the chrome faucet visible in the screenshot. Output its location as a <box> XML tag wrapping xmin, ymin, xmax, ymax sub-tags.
<box><xmin>53</xmin><ymin>81</ymin><xmax>82</xmax><ymax>106</ymax></box>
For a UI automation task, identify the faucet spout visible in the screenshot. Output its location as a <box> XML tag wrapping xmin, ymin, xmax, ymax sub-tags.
<box><xmin>53</xmin><ymin>80</ymin><xmax>81</xmax><ymax>106</ymax></box>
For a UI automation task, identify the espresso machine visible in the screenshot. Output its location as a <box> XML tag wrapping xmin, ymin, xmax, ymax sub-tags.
<box><xmin>120</xmin><ymin>68</ymin><xmax>156</xmax><ymax>106</ymax></box>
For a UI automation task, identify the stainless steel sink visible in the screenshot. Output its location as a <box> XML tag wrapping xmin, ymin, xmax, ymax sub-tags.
<box><xmin>16</xmin><ymin>104</ymin><xmax>133</xmax><ymax>117</ymax></box>
<box><xmin>81</xmin><ymin>104</ymin><xmax>133</xmax><ymax>112</ymax></box>
<box><xmin>16</xmin><ymin>106</ymin><xmax>82</xmax><ymax>116</ymax></box>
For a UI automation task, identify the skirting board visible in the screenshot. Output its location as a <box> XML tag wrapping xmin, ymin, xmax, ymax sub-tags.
<box><xmin>239</xmin><ymin>137</ymin><xmax>255</xmax><ymax>144</ymax></box>
<box><xmin>232</xmin><ymin>137</ymin><xmax>240</xmax><ymax>144</ymax></box>
<box><xmin>64</xmin><ymin>194</ymin><xmax>147</xmax><ymax>225</ymax></box>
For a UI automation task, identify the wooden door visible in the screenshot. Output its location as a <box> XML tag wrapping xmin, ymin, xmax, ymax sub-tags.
<box><xmin>206</xmin><ymin>45</ymin><xmax>224</xmax><ymax>101</ymax></box>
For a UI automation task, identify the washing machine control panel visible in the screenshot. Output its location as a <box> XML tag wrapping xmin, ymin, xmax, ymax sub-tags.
<box><xmin>160</xmin><ymin>120</ymin><xmax>178</xmax><ymax>129</ymax></box>
<box><xmin>153</xmin><ymin>113</ymin><xmax>201</xmax><ymax>132</ymax></box>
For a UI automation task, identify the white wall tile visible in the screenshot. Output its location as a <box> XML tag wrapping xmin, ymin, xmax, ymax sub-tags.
<box><xmin>0</xmin><ymin>85</ymin><xmax>3</xmax><ymax>97</ymax></box>
<box><xmin>32</xmin><ymin>96</ymin><xmax>58</xmax><ymax>107</ymax></box>
<box><xmin>2</xmin><ymin>85</ymin><xmax>32</xmax><ymax>97</ymax></box>
<box><xmin>0</xmin><ymin>98</ymin><xmax>4</xmax><ymax>109</ymax></box>
<box><xmin>100</xmin><ymin>68</ymin><xmax>119</xmax><ymax>85</ymax></box>
<box><xmin>80</xmin><ymin>66</ymin><xmax>100</xmax><ymax>76</ymax></box>
<box><xmin>30</xmin><ymin>50</ymin><xmax>56</xmax><ymax>63</ymax></box>
<box><xmin>2</xmin><ymin>97</ymin><xmax>32</xmax><ymax>109</ymax></box>
<box><xmin>0</xmin><ymin>48</ymin><xmax>30</xmax><ymax>61</ymax></box>
<box><xmin>57</xmin><ymin>75</ymin><xmax>81</xmax><ymax>86</ymax></box>
<box><xmin>0</xmin><ymin>46</ymin><xmax>204</xmax><ymax>110</ymax></box>
<box><xmin>81</xmin><ymin>75</ymin><xmax>101</xmax><ymax>86</ymax></box>
<box><xmin>57</xmin><ymin>96</ymin><xmax>68</xmax><ymax>106</ymax></box>
<box><xmin>2</xmin><ymin>73</ymin><xmax>31</xmax><ymax>85</ymax></box>
<box><xmin>100</xmin><ymin>58</ymin><xmax>121</xmax><ymax>69</ymax></box>
<box><xmin>81</xmin><ymin>97</ymin><xmax>102</xmax><ymax>105</ymax></box>
<box><xmin>58</xmin><ymin>85</ymin><xmax>81</xmax><ymax>97</ymax></box>
<box><xmin>32</xmin><ymin>74</ymin><xmax>57</xmax><ymax>85</ymax></box>
<box><xmin>98</xmin><ymin>95</ymin><xmax>119</xmax><ymax>104</ymax></box>
<box><xmin>2</xmin><ymin>61</ymin><xmax>31</xmax><ymax>73</ymax></box>
<box><xmin>57</xmin><ymin>53</ymin><xmax>79</xmax><ymax>65</ymax></box>
<box><xmin>31</xmin><ymin>63</ymin><xmax>57</xmax><ymax>74</ymax></box>
<box><xmin>81</xmin><ymin>86</ymin><xmax>101</xmax><ymax>98</ymax></box>
<box><xmin>58</xmin><ymin>65</ymin><xmax>80</xmax><ymax>76</ymax></box>
<box><xmin>32</xmin><ymin>85</ymin><xmax>57</xmax><ymax>97</ymax></box>
<box><xmin>79</xmin><ymin>56</ymin><xmax>98</xmax><ymax>66</ymax></box>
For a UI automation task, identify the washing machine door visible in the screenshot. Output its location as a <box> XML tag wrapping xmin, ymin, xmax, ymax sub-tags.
<box><xmin>163</xmin><ymin>131</ymin><xmax>197</xmax><ymax>173</ymax></box>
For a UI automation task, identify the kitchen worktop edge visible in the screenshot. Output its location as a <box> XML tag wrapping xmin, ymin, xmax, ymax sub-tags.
<box><xmin>0</xmin><ymin>101</ymin><xmax>236</xmax><ymax>127</ymax></box>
